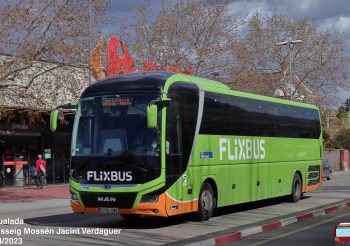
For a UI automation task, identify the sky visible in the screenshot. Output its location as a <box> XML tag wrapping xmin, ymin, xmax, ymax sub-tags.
<box><xmin>104</xmin><ymin>0</ymin><xmax>350</xmax><ymax>102</ymax></box>
<box><xmin>226</xmin><ymin>0</ymin><xmax>350</xmax><ymax>36</ymax></box>
<box><xmin>106</xmin><ymin>0</ymin><xmax>350</xmax><ymax>35</ymax></box>
<box><xmin>106</xmin><ymin>0</ymin><xmax>350</xmax><ymax>56</ymax></box>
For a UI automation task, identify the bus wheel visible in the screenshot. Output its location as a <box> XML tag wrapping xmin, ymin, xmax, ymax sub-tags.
<box><xmin>195</xmin><ymin>183</ymin><xmax>216</xmax><ymax>221</ymax></box>
<box><xmin>288</xmin><ymin>173</ymin><xmax>302</xmax><ymax>203</ymax></box>
<box><xmin>120</xmin><ymin>214</ymin><xmax>141</xmax><ymax>221</ymax></box>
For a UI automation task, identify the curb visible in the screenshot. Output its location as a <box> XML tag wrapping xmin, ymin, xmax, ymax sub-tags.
<box><xmin>185</xmin><ymin>202</ymin><xmax>350</xmax><ymax>246</ymax></box>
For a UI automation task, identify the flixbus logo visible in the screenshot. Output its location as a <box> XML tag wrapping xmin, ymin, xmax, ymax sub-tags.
<box><xmin>219</xmin><ymin>138</ymin><xmax>266</xmax><ymax>161</ymax></box>
<box><xmin>87</xmin><ymin>171</ymin><xmax>132</xmax><ymax>181</ymax></box>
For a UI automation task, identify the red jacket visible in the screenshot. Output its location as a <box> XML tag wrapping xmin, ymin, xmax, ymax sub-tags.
<box><xmin>36</xmin><ymin>159</ymin><xmax>46</xmax><ymax>174</ymax></box>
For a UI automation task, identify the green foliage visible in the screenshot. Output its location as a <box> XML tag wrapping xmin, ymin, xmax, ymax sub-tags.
<box><xmin>323</xmin><ymin>128</ymin><xmax>337</xmax><ymax>148</ymax></box>
<box><xmin>334</xmin><ymin>128</ymin><xmax>350</xmax><ymax>149</ymax></box>
<box><xmin>337</xmin><ymin>106</ymin><xmax>349</xmax><ymax>127</ymax></box>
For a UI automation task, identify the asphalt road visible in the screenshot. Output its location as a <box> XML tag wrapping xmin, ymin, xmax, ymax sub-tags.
<box><xmin>231</xmin><ymin>206</ymin><xmax>350</xmax><ymax>246</ymax></box>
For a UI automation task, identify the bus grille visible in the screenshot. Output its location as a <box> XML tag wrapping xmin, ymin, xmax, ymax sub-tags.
<box><xmin>307</xmin><ymin>165</ymin><xmax>320</xmax><ymax>186</ymax></box>
<box><xmin>79</xmin><ymin>192</ymin><xmax>137</xmax><ymax>208</ymax></box>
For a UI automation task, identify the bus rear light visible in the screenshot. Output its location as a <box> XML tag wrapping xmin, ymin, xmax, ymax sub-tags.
<box><xmin>140</xmin><ymin>194</ymin><xmax>159</xmax><ymax>203</ymax></box>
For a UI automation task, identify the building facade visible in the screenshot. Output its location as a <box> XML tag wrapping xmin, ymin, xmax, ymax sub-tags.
<box><xmin>0</xmin><ymin>111</ymin><xmax>74</xmax><ymax>186</ymax></box>
<box><xmin>0</xmin><ymin>55</ymin><xmax>90</xmax><ymax>187</ymax></box>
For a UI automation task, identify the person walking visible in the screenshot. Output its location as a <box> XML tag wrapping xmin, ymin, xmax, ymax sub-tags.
<box><xmin>35</xmin><ymin>154</ymin><xmax>46</xmax><ymax>188</ymax></box>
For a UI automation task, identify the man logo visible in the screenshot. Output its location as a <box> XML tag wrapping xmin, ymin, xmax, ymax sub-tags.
<box><xmin>97</xmin><ymin>197</ymin><xmax>116</xmax><ymax>202</ymax></box>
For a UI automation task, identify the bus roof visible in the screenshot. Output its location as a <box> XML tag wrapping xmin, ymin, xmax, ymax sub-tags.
<box><xmin>81</xmin><ymin>72</ymin><xmax>318</xmax><ymax>110</ymax></box>
<box><xmin>167</xmin><ymin>73</ymin><xmax>319</xmax><ymax>110</ymax></box>
<box><xmin>81</xmin><ymin>72</ymin><xmax>174</xmax><ymax>97</ymax></box>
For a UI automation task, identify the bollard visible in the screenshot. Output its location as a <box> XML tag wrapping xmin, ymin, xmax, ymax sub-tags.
<box><xmin>340</xmin><ymin>149</ymin><xmax>349</xmax><ymax>171</ymax></box>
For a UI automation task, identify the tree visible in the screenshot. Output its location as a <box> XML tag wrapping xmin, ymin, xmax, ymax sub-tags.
<box><xmin>0</xmin><ymin>0</ymin><xmax>109</xmax><ymax>91</ymax></box>
<box><xmin>128</xmin><ymin>0</ymin><xmax>240</xmax><ymax>77</ymax></box>
<box><xmin>334</xmin><ymin>128</ymin><xmax>350</xmax><ymax>149</ymax></box>
<box><xmin>323</xmin><ymin>127</ymin><xmax>337</xmax><ymax>148</ymax></box>
<box><xmin>228</xmin><ymin>13</ymin><xmax>350</xmax><ymax>108</ymax></box>
<box><xmin>336</xmin><ymin>98</ymin><xmax>350</xmax><ymax>128</ymax></box>
<box><xmin>344</xmin><ymin>98</ymin><xmax>350</xmax><ymax>112</ymax></box>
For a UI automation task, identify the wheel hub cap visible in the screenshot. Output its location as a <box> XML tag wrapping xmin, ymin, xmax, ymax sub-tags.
<box><xmin>202</xmin><ymin>191</ymin><xmax>213</xmax><ymax>212</ymax></box>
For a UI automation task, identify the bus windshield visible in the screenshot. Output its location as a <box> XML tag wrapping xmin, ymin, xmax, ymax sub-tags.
<box><xmin>72</xmin><ymin>94</ymin><xmax>160</xmax><ymax>159</ymax></box>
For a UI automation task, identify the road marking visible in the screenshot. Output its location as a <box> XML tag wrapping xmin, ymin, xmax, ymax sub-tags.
<box><xmin>247</xmin><ymin>210</ymin><xmax>350</xmax><ymax>246</ymax></box>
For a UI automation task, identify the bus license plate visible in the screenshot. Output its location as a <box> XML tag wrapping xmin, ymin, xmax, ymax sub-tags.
<box><xmin>100</xmin><ymin>208</ymin><xmax>118</xmax><ymax>214</ymax></box>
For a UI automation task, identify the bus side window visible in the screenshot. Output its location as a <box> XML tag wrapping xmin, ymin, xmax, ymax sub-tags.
<box><xmin>169</xmin><ymin>114</ymin><xmax>182</xmax><ymax>155</ymax></box>
<box><xmin>166</xmin><ymin>98</ymin><xmax>183</xmax><ymax>177</ymax></box>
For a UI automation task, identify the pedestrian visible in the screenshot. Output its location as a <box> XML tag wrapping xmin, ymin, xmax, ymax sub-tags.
<box><xmin>35</xmin><ymin>154</ymin><xmax>47</xmax><ymax>188</ymax></box>
<box><xmin>323</xmin><ymin>158</ymin><xmax>332</xmax><ymax>180</ymax></box>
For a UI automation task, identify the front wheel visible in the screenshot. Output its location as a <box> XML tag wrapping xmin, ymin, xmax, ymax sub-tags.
<box><xmin>288</xmin><ymin>173</ymin><xmax>302</xmax><ymax>202</ymax></box>
<box><xmin>194</xmin><ymin>183</ymin><xmax>216</xmax><ymax>221</ymax></box>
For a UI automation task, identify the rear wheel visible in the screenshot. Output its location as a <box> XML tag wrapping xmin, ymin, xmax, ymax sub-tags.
<box><xmin>195</xmin><ymin>183</ymin><xmax>216</xmax><ymax>221</ymax></box>
<box><xmin>288</xmin><ymin>173</ymin><xmax>302</xmax><ymax>202</ymax></box>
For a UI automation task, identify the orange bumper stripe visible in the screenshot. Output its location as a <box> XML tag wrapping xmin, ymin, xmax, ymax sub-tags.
<box><xmin>71</xmin><ymin>192</ymin><xmax>199</xmax><ymax>217</ymax></box>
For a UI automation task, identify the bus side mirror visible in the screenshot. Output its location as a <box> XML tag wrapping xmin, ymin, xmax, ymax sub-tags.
<box><xmin>50</xmin><ymin>109</ymin><xmax>59</xmax><ymax>132</ymax></box>
<box><xmin>147</xmin><ymin>104</ymin><xmax>158</xmax><ymax>129</ymax></box>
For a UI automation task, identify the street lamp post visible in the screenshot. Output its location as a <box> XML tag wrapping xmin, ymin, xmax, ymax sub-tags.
<box><xmin>277</xmin><ymin>38</ymin><xmax>302</xmax><ymax>100</ymax></box>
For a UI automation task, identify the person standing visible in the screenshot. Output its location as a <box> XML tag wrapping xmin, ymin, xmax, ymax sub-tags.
<box><xmin>323</xmin><ymin>158</ymin><xmax>332</xmax><ymax>181</ymax></box>
<box><xmin>35</xmin><ymin>154</ymin><xmax>46</xmax><ymax>188</ymax></box>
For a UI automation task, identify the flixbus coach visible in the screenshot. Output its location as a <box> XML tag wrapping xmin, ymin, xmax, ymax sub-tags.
<box><xmin>50</xmin><ymin>72</ymin><xmax>323</xmax><ymax>221</ymax></box>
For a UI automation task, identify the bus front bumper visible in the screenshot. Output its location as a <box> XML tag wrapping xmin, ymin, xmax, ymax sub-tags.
<box><xmin>71</xmin><ymin>193</ymin><xmax>169</xmax><ymax>217</ymax></box>
<box><xmin>71</xmin><ymin>192</ymin><xmax>199</xmax><ymax>217</ymax></box>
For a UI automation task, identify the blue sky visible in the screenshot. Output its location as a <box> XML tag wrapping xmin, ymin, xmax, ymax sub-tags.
<box><xmin>105</xmin><ymin>0</ymin><xmax>350</xmax><ymax>55</ymax></box>
<box><xmin>104</xmin><ymin>0</ymin><xmax>350</xmax><ymax>102</ymax></box>
<box><xmin>105</xmin><ymin>0</ymin><xmax>350</xmax><ymax>35</ymax></box>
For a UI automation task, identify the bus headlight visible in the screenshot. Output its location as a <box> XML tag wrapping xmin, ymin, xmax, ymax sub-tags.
<box><xmin>140</xmin><ymin>194</ymin><xmax>159</xmax><ymax>203</ymax></box>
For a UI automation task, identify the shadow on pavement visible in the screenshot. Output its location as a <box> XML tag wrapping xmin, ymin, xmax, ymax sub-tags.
<box><xmin>24</xmin><ymin>213</ymin><xmax>186</xmax><ymax>229</ymax></box>
<box><xmin>215</xmin><ymin>195</ymin><xmax>311</xmax><ymax>217</ymax></box>
<box><xmin>24</xmin><ymin>196</ymin><xmax>312</xmax><ymax>229</ymax></box>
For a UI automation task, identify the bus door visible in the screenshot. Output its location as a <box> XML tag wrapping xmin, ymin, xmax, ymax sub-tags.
<box><xmin>254</xmin><ymin>102</ymin><xmax>270</xmax><ymax>200</ymax></box>
<box><xmin>165</xmin><ymin>83</ymin><xmax>199</xmax><ymax>214</ymax></box>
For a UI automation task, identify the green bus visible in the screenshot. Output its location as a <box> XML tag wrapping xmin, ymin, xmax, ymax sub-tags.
<box><xmin>50</xmin><ymin>72</ymin><xmax>323</xmax><ymax>221</ymax></box>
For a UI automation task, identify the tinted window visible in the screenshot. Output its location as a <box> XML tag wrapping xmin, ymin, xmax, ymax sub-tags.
<box><xmin>166</xmin><ymin>83</ymin><xmax>199</xmax><ymax>178</ymax></box>
<box><xmin>199</xmin><ymin>92</ymin><xmax>321</xmax><ymax>139</ymax></box>
<box><xmin>200</xmin><ymin>93</ymin><xmax>232</xmax><ymax>135</ymax></box>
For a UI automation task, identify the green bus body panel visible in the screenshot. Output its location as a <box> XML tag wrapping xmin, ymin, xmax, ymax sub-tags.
<box><xmin>170</xmin><ymin>135</ymin><xmax>321</xmax><ymax>208</ymax></box>
<box><xmin>162</xmin><ymin>74</ymin><xmax>322</xmax><ymax>209</ymax></box>
<box><xmin>70</xmin><ymin>177</ymin><xmax>166</xmax><ymax>209</ymax></box>
<box><xmin>50</xmin><ymin>109</ymin><xmax>59</xmax><ymax>132</ymax></box>
<box><xmin>71</xmin><ymin>72</ymin><xmax>322</xmax><ymax>211</ymax></box>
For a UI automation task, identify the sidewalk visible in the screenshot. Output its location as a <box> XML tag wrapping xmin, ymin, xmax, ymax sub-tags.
<box><xmin>0</xmin><ymin>184</ymin><xmax>70</xmax><ymax>203</ymax></box>
<box><xmin>320</xmin><ymin>170</ymin><xmax>350</xmax><ymax>187</ymax></box>
<box><xmin>180</xmin><ymin>171</ymin><xmax>350</xmax><ymax>246</ymax></box>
